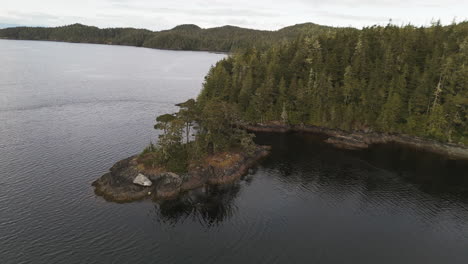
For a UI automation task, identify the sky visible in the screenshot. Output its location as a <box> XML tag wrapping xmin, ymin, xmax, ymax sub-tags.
<box><xmin>1</xmin><ymin>0</ymin><xmax>467</xmax><ymax>30</ymax></box>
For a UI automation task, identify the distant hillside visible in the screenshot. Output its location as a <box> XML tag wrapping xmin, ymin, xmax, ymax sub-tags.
<box><xmin>0</xmin><ymin>23</ymin><xmax>339</xmax><ymax>52</ymax></box>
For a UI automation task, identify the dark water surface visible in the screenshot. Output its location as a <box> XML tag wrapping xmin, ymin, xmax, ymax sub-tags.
<box><xmin>1</xmin><ymin>40</ymin><xmax>468</xmax><ymax>264</ymax></box>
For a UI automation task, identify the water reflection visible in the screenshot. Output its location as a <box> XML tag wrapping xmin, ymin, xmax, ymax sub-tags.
<box><xmin>152</xmin><ymin>132</ymin><xmax>468</xmax><ymax>225</ymax></box>
<box><xmin>265</xmin><ymin>132</ymin><xmax>468</xmax><ymax>195</ymax></box>
<box><xmin>153</xmin><ymin>184</ymin><xmax>241</xmax><ymax>227</ymax></box>
<box><xmin>359</xmin><ymin>143</ymin><xmax>468</xmax><ymax>196</ymax></box>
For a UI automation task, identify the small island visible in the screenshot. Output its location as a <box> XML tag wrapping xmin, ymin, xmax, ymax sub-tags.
<box><xmin>93</xmin><ymin>99</ymin><xmax>270</xmax><ymax>202</ymax></box>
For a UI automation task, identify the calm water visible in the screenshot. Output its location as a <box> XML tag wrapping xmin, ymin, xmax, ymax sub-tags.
<box><xmin>1</xmin><ymin>39</ymin><xmax>468</xmax><ymax>264</ymax></box>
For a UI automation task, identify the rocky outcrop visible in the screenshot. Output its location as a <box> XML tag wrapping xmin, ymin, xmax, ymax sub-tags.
<box><xmin>92</xmin><ymin>146</ymin><xmax>271</xmax><ymax>203</ymax></box>
<box><xmin>154</xmin><ymin>172</ymin><xmax>183</xmax><ymax>199</ymax></box>
<box><xmin>241</xmin><ymin>123</ymin><xmax>468</xmax><ymax>159</ymax></box>
<box><xmin>133</xmin><ymin>174</ymin><xmax>152</xmax><ymax>186</ymax></box>
<box><xmin>92</xmin><ymin>156</ymin><xmax>151</xmax><ymax>202</ymax></box>
<box><xmin>207</xmin><ymin>150</ymin><xmax>270</xmax><ymax>184</ymax></box>
<box><xmin>325</xmin><ymin>135</ymin><xmax>369</xmax><ymax>150</ymax></box>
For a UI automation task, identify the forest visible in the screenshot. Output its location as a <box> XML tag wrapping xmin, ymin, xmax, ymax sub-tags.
<box><xmin>197</xmin><ymin>22</ymin><xmax>468</xmax><ymax>145</ymax></box>
<box><xmin>3</xmin><ymin>21</ymin><xmax>466</xmax><ymax>147</ymax></box>
<box><xmin>0</xmin><ymin>23</ymin><xmax>335</xmax><ymax>52</ymax></box>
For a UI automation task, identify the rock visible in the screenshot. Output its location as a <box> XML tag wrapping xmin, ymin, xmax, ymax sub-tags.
<box><xmin>158</xmin><ymin>172</ymin><xmax>182</xmax><ymax>187</ymax></box>
<box><xmin>133</xmin><ymin>173</ymin><xmax>152</xmax><ymax>187</ymax></box>
<box><xmin>325</xmin><ymin>135</ymin><xmax>368</xmax><ymax>150</ymax></box>
<box><xmin>148</xmin><ymin>174</ymin><xmax>161</xmax><ymax>182</ymax></box>
<box><xmin>105</xmin><ymin>155</ymin><xmax>139</xmax><ymax>185</ymax></box>
<box><xmin>93</xmin><ymin>146</ymin><xmax>272</xmax><ymax>202</ymax></box>
<box><xmin>155</xmin><ymin>172</ymin><xmax>182</xmax><ymax>198</ymax></box>
<box><xmin>207</xmin><ymin>146</ymin><xmax>270</xmax><ymax>185</ymax></box>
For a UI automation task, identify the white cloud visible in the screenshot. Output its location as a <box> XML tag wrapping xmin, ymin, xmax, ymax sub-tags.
<box><xmin>0</xmin><ymin>0</ymin><xmax>466</xmax><ymax>30</ymax></box>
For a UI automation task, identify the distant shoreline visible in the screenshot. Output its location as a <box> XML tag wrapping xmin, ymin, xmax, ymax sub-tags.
<box><xmin>0</xmin><ymin>38</ymin><xmax>230</xmax><ymax>55</ymax></box>
<box><xmin>0</xmin><ymin>22</ymin><xmax>337</xmax><ymax>53</ymax></box>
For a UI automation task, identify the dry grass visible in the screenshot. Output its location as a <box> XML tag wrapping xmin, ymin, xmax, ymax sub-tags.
<box><xmin>139</xmin><ymin>164</ymin><xmax>165</xmax><ymax>175</ymax></box>
<box><xmin>136</xmin><ymin>153</ymin><xmax>165</xmax><ymax>174</ymax></box>
<box><xmin>205</xmin><ymin>152</ymin><xmax>243</xmax><ymax>169</ymax></box>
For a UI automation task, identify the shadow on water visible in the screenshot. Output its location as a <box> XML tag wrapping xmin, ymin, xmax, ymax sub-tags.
<box><xmin>151</xmin><ymin>132</ymin><xmax>468</xmax><ymax>225</ymax></box>
<box><xmin>256</xmin><ymin>132</ymin><xmax>468</xmax><ymax>198</ymax></box>
<box><xmin>153</xmin><ymin>184</ymin><xmax>241</xmax><ymax>227</ymax></box>
<box><xmin>359</xmin><ymin>143</ymin><xmax>468</xmax><ymax>195</ymax></box>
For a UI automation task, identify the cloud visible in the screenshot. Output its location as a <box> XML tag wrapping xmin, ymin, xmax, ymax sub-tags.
<box><xmin>0</xmin><ymin>0</ymin><xmax>466</xmax><ymax>30</ymax></box>
<box><xmin>312</xmin><ymin>10</ymin><xmax>392</xmax><ymax>23</ymax></box>
<box><xmin>0</xmin><ymin>11</ymin><xmax>61</xmax><ymax>27</ymax></box>
<box><xmin>107</xmin><ymin>2</ymin><xmax>278</xmax><ymax>17</ymax></box>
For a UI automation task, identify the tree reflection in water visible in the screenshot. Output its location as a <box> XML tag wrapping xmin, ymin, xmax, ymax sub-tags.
<box><xmin>150</xmin><ymin>132</ymin><xmax>468</xmax><ymax>228</ymax></box>
<box><xmin>153</xmin><ymin>183</ymin><xmax>242</xmax><ymax>227</ymax></box>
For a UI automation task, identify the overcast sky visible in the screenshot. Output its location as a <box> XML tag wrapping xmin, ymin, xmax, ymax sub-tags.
<box><xmin>1</xmin><ymin>0</ymin><xmax>467</xmax><ymax>30</ymax></box>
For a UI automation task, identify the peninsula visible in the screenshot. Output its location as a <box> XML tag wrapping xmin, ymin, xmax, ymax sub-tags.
<box><xmin>93</xmin><ymin>100</ymin><xmax>270</xmax><ymax>202</ymax></box>
<box><xmin>93</xmin><ymin>21</ymin><xmax>467</xmax><ymax>202</ymax></box>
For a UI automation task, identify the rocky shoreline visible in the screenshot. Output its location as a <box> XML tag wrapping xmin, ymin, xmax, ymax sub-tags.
<box><xmin>242</xmin><ymin>124</ymin><xmax>468</xmax><ymax>159</ymax></box>
<box><xmin>92</xmin><ymin>146</ymin><xmax>271</xmax><ymax>202</ymax></box>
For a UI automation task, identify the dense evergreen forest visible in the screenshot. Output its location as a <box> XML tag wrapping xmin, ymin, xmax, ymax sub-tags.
<box><xmin>0</xmin><ymin>23</ymin><xmax>334</xmax><ymax>52</ymax></box>
<box><xmin>3</xmin><ymin>21</ymin><xmax>466</xmax><ymax>146</ymax></box>
<box><xmin>198</xmin><ymin>22</ymin><xmax>468</xmax><ymax>145</ymax></box>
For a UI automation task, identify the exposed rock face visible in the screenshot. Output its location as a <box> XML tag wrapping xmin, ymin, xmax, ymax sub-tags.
<box><xmin>154</xmin><ymin>172</ymin><xmax>182</xmax><ymax>199</ymax></box>
<box><xmin>109</xmin><ymin>155</ymin><xmax>139</xmax><ymax>182</ymax></box>
<box><xmin>133</xmin><ymin>174</ymin><xmax>152</xmax><ymax>187</ymax></box>
<box><xmin>207</xmin><ymin>149</ymin><xmax>269</xmax><ymax>185</ymax></box>
<box><xmin>325</xmin><ymin>135</ymin><xmax>369</xmax><ymax>150</ymax></box>
<box><xmin>92</xmin><ymin>146</ymin><xmax>271</xmax><ymax>203</ymax></box>
<box><xmin>92</xmin><ymin>156</ymin><xmax>151</xmax><ymax>202</ymax></box>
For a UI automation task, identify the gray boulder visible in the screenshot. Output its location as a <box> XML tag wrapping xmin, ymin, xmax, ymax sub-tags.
<box><xmin>158</xmin><ymin>172</ymin><xmax>182</xmax><ymax>187</ymax></box>
<box><xmin>133</xmin><ymin>173</ymin><xmax>152</xmax><ymax>187</ymax></box>
<box><xmin>155</xmin><ymin>172</ymin><xmax>182</xmax><ymax>198</ymax></box>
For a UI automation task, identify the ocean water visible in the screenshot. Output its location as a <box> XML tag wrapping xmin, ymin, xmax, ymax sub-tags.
<box><xmin>1</xmin><ymin>39</ymin><xmax>468</xmax><ymax>264</ymax></box>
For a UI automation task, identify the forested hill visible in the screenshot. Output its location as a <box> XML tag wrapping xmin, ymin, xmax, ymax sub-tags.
<box><xmin>0</xmin><ymin>23</ymin><xmax>335</xmax><ymax>52</ymax></box>
<box><xmin>197</xmin><ymin>22</ymin><xmax>468</xmax><ymax>145</ymax></box>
